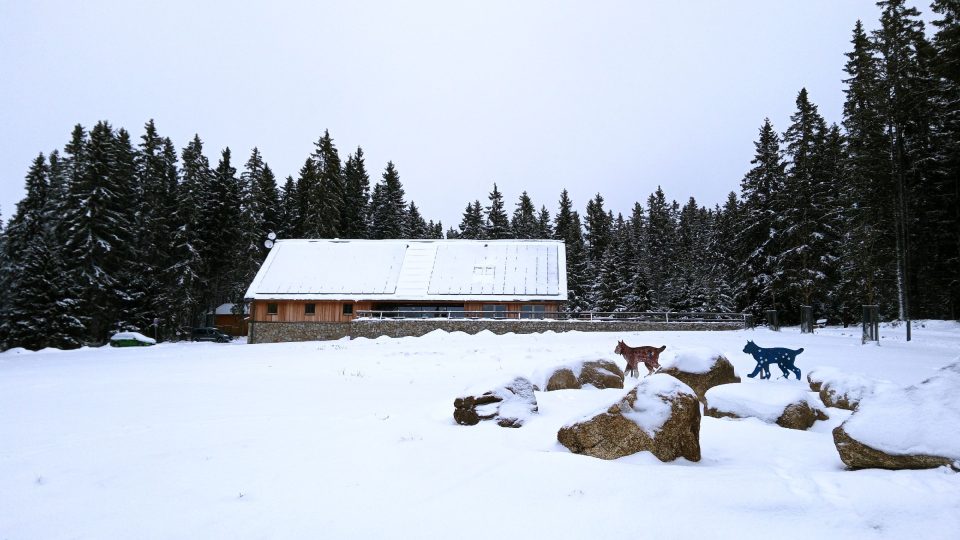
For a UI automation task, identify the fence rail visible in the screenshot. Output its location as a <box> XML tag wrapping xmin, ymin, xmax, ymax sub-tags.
<box><xmin>355</xmin><ymin>310</ymin><xmax>752</xmax><ymax>325</ymax></box>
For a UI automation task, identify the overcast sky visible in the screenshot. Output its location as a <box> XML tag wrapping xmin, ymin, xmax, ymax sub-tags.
<box><xmin>0</xmin><ymin>1</ymin><xmax>930</xmax><ymax>232</ymax></box>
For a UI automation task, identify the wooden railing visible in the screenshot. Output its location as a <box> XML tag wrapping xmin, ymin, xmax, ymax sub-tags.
<box><xmin>354</xmin><ymin>310</ymin><xmax>753</xmax><ymax>326</ymax></box>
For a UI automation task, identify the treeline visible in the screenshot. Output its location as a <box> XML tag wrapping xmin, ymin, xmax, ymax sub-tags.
<box><xmin>444</xmin><ymin>0</ymin><xmax>959</xmax><ymax>324</ymax></box>
<box><xmin>1</xmin><ymin>0</ymin><xmax>958</xmax><ymax>351</ymax></box>
<box><xmin>0</xmin><ymin>124</ymin><xmax>441</xmax><ymax>350</ymax></box>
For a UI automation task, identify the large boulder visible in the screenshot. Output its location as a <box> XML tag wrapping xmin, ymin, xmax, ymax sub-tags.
<box><xmin>557</xmin><ymin>374</ymin><xmax>701</xmax><ymax>462</ymax></box>
<box><xmin>660</xmin><ymin>348</ymin><xmax>740</xmax><ymax>402</ymax></box>
<box><xmin>541</xmin><ymin>359</ymin><xmax>624</xmax><ymax>391</ymax></box>
<box><xmin>808</xmin><ymin>367</ymin><xmax>892</xmax><ymax>410</ymax></box>
<box><xmin>832</xmin><ymin>362</ymin><xmax>960</xmax><ymax>470</ymax></box>
<box><xmin>453</xmin><ymin>377</ymin><xmax>539</xmax><ymax>428</ymax></box>
<box><xmin>704</xmin><ymin>383</ymin><xmax>828</xmax><ymax>430</ymax></box>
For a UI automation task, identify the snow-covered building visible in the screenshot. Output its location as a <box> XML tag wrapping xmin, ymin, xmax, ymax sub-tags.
<box><xmin>243</xmin><ymin>239</ymin><xmax>567</xmax><ymax>329</ymax></box>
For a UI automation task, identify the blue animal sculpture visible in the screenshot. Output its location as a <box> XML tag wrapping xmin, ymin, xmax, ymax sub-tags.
<box><xmin>743</xmin><ymin>340</ymin><xmax>803</xmax><ymax>380</ymax></box>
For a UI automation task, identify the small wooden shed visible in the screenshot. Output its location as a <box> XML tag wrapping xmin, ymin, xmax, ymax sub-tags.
<box><xmin>213</xmin><ymin>303</ymin><xmax>249</xmax><ymax>336</ymax></box>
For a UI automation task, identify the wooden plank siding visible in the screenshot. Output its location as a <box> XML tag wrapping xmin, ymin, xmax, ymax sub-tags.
<box><xmin>463</xmin><ymin>302</ymin><xmax>559</xmax><ymax>313</ymax></box>
<box><xmin>250</xmin><ymin>300</ymin><xmax>560</xmax><ymax>323</ymax></box>
<box><xmin>250</xmin><ymin>301</ymin><xmax>371</xmax><ymax>323</ymax></box>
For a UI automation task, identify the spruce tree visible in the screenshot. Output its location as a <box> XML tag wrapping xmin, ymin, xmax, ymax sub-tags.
<box><xmin>591</xmin><ymin>214</ymin><xmax>630</xmax><ymax>312</ymax></box>
<box><xmin>874</xmin><ymin>0</ymin><xmax>943</xmax><ymax>319</ymax></box>
<box><xmin>536</xmin><ymin>205</ymin><xmax>553</xmax><ymax>238</ymax></box>
<box><xmin>458</xmin><ymin>200</ymin><xmax>486</xmax><ymax>239</ymax></box>
<box><xmin>137</xmin><ymin>121</ymin><xmax>181</xmax><ymax>337</ymax></box>
<box><xmin>198</xmin><ymin>148</ymin><xmax>243</xmax><ymax>313</ymax></box>
<box><xmin>406</xmin><ymin>201</ymin><xmax>428</xmax><ymax>239</ymax></box>
<box><xmin>170</xmin><ymin>134</ymin><xmax>212</xmax><ymax>328</ymax></box>
<box><xmin>484</xmin><ymin>183</ymin><xmax>511</xmax><ymax>239</ymax></box>
<box><xmin>295</xmin><ymin>157</ymin><xmax>321</xmax><ymax>237</ymax></box>
<box><xmin>838</xmin><ymin>21</ymin><xmax>898</xmax><ymax>322</ymax></box>
<box><xmin>510</xmin><ymin>191</ymin><xmax>538</xmax><ymax>239</ymax></box>
<box><xmin>774</xmin><ymin>89</ymin><xmax>837</xmax><ymax>320</ymax></box>
<box><xmin>234</xmin><ymin>147</ymin><xmax>278</xmax><ymax>308</ymax></box>
<box><xmin>110</xmin><ymin>128</ymin><xmax>144</xmax><ymax>331</ymax></box>
<box><xmin>59</xmin><ymin>121</ymin><xmax>132</xmax><ymax>341</ymax></box>
<box><xmin>277</xmin><ymin>175</ymin><xmax>299</xmax><ymax>238</ymax></box>
<box><xmin>369</xmin><ymin>161</ymin><xmax>407</xmax><ymax>239</ymax></box>
<box><xmin>584</xmin><ymin>193</ymin><xmax>612</xmax><ymax>263</ymax></box>
<box><xmin>564</xmin><ymin>210</ymin><xmax>591</xmax><ymax>313</ymax></box>
<box><xmin>646</xmin><ymin>187</ymin><xmax>677</xmax><ymax>309</ymax></box>
<box><xmin>341</xmin><ymin>147</ymin><xmax>371</xmax><ymax>238</ymax></box>
<box><xmin>705</xmin><ymin>194</ymin><xmax>740</xmax><ymax>313</ymax></box>
<box><xmin>738</xmin><ymin>119</ymin><xmax>787</xmax><ymax>318</ymax></box>
<box><xmin>313</xmin><ymin>130</ymin><xmax>344</xmax><ymax>238</ymax></box>
<box><xmin>623</xmin><ymin>202</ymin><xmax>652</xmax><ymax>312</ymax></box>
<box><xmin>554</xmin><ymin>190</ymin><xmax>589</xmax><ymax>312</ymax></box>
<box><xmin>931</xmin><ymin>0</ymin><xmax>960</xmax><ymax>318</ymax></box>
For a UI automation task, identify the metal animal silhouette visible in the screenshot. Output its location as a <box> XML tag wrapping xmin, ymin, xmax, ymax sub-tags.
<box><xmin>615</xmin><ymin>341</ymin><xmax>666</xmax><ymax>377</ymax></box>
<box><xmin>743</xmin><ymin>340</ymin><xmax>803</xmax><ymax>380</ymax></box>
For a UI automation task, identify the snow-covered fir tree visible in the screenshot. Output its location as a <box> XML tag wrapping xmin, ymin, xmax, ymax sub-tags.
<box><xmin>484</xmin><ymin>183</ymin><xmax>511</xmax><ymax>239</ymax></box>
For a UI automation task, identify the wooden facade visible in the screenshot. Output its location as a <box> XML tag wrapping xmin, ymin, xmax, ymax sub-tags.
<box><xmin>249</xmin><ymin>301</ymin><xmax>373</xmax><ymax>323</ymax></box>
<box><xmin>214</xmin><ymin>313</ymin><xmax>249</xmax><ymax>336</ymax></box>
<box><xmin>248</xmin><ymin>300</ymin><xmax>560</xmax><ymax>323</ymax></box>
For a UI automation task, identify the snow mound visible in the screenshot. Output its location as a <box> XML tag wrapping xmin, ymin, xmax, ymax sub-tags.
<box><xmin>661</xmin><ymin>346</ymin><xmax>727</xmax><ymax>374</ymax></box>
<box><xmin>705</xmin><ymin>382</ymin><xmax>816</xmax><ymax>423</ymax></box>
<box><xmin>420</xmin><ymin>329</ymin><xmax>450</xmax><ymax>339</ymax></box>
<box><xmin>842</xmin><ymin>361</ymin><xmax>960</xmax><ymax>460</ymax></box>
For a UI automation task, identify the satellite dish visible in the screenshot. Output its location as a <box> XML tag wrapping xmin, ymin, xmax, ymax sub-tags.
<box><xmin>267</xmin><ymin>231</ymin><xmax>277</xmax><ymax>241</ymax></box>
<box><xmin>264</xmin><ymin>239</ymin><xmax>275</xmax><ymax>249</ymax></box>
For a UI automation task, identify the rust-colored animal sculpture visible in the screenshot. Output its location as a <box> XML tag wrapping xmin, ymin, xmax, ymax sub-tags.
<box><xmin>614</xmin><ymin>341</ymin><xmax>666</xmax><ymax>378</ymax></box>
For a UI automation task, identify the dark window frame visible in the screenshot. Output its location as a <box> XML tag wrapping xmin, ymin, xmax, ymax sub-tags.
<box><xmin>482</xmin><ymin>304</ymin><xmax>507</xmax><ymax>318</ymax></box>
<box><xmin>342</xmin><ymin>303</ymin><xmax>354</xmax><ymax>315</ymax></box>
<box><xmin>266</xmin><ymin>303</ymin><xmax>278</xmax><ymax>315</ymax></box>
<box><xmin>520</xmin><ymin>304</ymin><xmax>547</xmax><ymax>319</ymax></box>
<box><xmin>305</xmin><ymin>303</ymin><xmax>316</xmax><ymax>315</ymax></box>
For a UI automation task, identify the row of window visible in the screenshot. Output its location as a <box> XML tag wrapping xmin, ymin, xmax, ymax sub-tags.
<box><xmin>263</xmin><ymin>303</ymin><xmax>546</xmax><ymax>318</ymax></box>
<box><xmin>264</xmin><ymin>303</ymin><xmax>354</xmax><ymax>316</ymax></box>
<box><xmin>483</xmin><ymin>304</ymin><xmax>547</xmax><ymax>319</ymax></box>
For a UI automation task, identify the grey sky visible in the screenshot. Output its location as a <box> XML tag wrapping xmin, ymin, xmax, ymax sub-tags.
<box><xmin>0</xmin><ymin>1</ymin><xmax>917</xmax><ymax>232</ymax></box>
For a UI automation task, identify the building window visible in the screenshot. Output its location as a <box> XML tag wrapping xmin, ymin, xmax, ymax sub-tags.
<box><xmin>482</xmin><ymin>304</ymin><xmax>507</xmax><ymax>318</ymax></box>
<box><xmin>342</xmin><ymin>303</ymin><xmax>354</xmax><ymax>315</ymax></box>
<box><xmin>305</xmin><ymin>303</ymin><xmax>316</xmax><ymax>315</ymax></box>
<box><xmin>267</xmin><ymin>303</ymin><xmax>278</xmax><ymax>315</ymax></box>
<box><xmin>520</xmin><ymin>305</ymin><xmax>546</xmax><ymax>319</ymax></box>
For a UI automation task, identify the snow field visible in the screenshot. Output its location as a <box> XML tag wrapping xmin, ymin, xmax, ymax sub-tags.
<box><xmin>1</xmin><ymin>323</ymin><xmax>959</xmax><ymax>539</ymax></box>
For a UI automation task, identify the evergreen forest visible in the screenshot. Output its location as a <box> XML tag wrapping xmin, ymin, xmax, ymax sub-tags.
<box><xmin>1</xmin><ymin>0</ymin><xmax>957</xmax><ymax>350</ymax></box>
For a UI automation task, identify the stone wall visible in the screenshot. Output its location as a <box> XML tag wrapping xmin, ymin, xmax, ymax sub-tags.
<box><xmin>248</xmin><ymin>319</ymin><xmax>746</xmax><ymax>344</ymax></box>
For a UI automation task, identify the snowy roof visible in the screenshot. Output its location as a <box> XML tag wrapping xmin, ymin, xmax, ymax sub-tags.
<box><xmin>244</xmin><ymin>239</ymin><xmax>567</xmax><ymax>302</ymax></box>
<box><xmin>213</xmin><ymin>303</ymin><xmax>249</xmax><ymax>315</ymax></box>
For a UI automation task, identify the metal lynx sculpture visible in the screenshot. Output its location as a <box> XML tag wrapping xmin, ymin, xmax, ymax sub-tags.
<box><xmin>615</xmin><ymin>341</ymin><xmax>666</xmax><ymax>378</ymax></box>
<box><xmin>743</xmin><ymin>340</ymin><xmax>803</xmax><ymax>380</ymax></box>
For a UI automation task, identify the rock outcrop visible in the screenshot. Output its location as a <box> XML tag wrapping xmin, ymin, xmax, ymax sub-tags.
<box><xmin>453</xmin><ymin>377</ymin><xmax>538</xmax><ymax>428</ymax></box>
<box><xmin>557</xmin><ymin>374</ymin><xmax>701</xmax><ymax>462</ymax></box>
<box><xmin>831</xmin><ymin>362</ymin><xmax>960</xmax><ymax>470</ymax></box>
<box><xmin>807</xmin><ymin>368</ymin><xmax>892</xmax><ymax>411</ymax></box>
<box><xmin>833</xmin><ymin>426</ymin><xmax>957</xmax><ymax>470</ymax></box>
<box><xmin>661</xmin><ymin>355</ymin><xmax>740</xmax><ymax>402</ymax></box>
<box><xmin>543</xmin><ymin>360</ymin><xmax>624</xmax><ymax>391</ymax></box>
<box><xmin>704</xmin><ymin>383</ymin><xmax>828</xmax><ymax>430</ymax></box>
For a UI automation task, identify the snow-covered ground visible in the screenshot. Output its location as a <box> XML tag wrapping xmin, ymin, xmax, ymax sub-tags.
<box><xmin>2</xmin><ymin>322</ymin><xmax>959</xmax><ymax>539</ymax></box>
